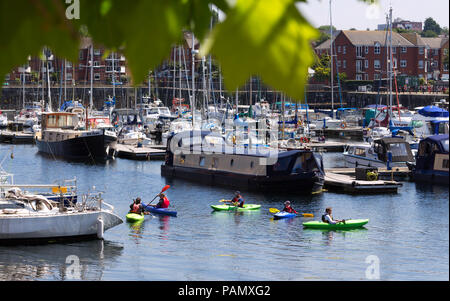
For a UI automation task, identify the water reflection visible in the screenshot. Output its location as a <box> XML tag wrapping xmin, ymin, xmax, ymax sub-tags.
<box><xmin>0</xmin><ymin>240</ymin><xmax>123</xmax><ymax>280</ymax></box>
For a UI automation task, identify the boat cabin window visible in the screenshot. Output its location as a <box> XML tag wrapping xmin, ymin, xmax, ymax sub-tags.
<box><xmin>250</xmin><ymin>161</ymin><xmax>254</xmax><ymax>169</ymax></box>
<box><xmin>355</xmin><ymin>148</ymin><xmax>366</xmax><ymax>157</ymax></box>
<box><xmin>443</xmin><ymin>159</ymin><xmax>449</xmax><ymax>169</ymax></box>
<box><xmin>230</xmin><ymin>159</ymin><xmax>234</xmax><ymax>167</ymax></box>
<box><xmin>199</xmin><ymin>157</ymin><xmax>205</xmax><ymax>167</ymax></box>
<box><xmin>47</xmin><ymin>115</ymin><xmax>57</xmax><ymax>127</ymax></box>
<box><xmin>386</xmin><ymin>143</ymin><xmax>409</xmax><ymax>157</ymax></box>
<box><xmin>418</xmin><ymin>142</ymin><xmax>431</xmax><ymax>157</ymax></box>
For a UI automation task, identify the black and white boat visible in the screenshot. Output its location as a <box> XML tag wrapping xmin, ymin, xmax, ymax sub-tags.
<box><xmin>161</xmin><ymin>131</ymin><xmax>325</xmax><ymax>193</ymax></box>
<box><xmin>36</xmin><ymin>112</ymin><xmax>117</xmax><ymax>162</ymax></box>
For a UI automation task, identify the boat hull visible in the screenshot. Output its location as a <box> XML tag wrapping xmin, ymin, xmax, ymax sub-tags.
<box><xmin>161</xmin><ymin>165</ymin><xmax>323</xmax><ymax>193</ymax></box>
<box><xmin>36</xmin><ymin>131</ymin><xmax>115</xmax><ymax>161</ymax></box>
<box><xmin>0</xmin><ymin>210</ymin><xmax>123</xmax><ymax>241</ymax></box>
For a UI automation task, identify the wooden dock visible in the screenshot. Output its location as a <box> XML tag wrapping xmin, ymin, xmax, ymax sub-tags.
<box><xmin>110</xmin><ymin>143</ymin><xmax>166</xmax><ymax>160</ymax></box>
<box><xmin>325</xmin><ymin>167</ymin><xmax>411</xmax><ymax>179</ymax></box>
<box><xmin>324</xmin><ymin>172</ymin><xmax>402</xmax><ymax>194</ymax></box>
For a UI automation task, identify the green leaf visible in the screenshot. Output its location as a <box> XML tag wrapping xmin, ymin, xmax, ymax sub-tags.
<box><xmin>202</xmin><ymin>0</ymin><xmax>319</xmax><ymax>101</ymax></box>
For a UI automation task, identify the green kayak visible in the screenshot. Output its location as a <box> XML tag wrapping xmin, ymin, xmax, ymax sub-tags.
<box><xmin>303</xmin><ymin>219</ymin><xmax>369</xmax><ymax>230</ymax></box>
<box><xmin>211</xmin><ymin>204</ymin><xmax>261</xmax><ymax>211</ymax></box>
<box><xmin>126</xmin><ymin>213</ymin><xmax>145</xmax><ymax>223</ymax></box>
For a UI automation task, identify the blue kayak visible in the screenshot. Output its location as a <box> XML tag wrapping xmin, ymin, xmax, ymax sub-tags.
<box><xmin>274</xmin><ymin>211</ymin><xmax>297</xmax><ymax>220</ymax></box>
<box><xmin>144</xmin><ymin>205</ymin><xmax>177</xmax><ymax>217</ymax></box>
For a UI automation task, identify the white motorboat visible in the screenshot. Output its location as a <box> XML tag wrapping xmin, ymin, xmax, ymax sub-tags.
<box><xmin>343</xmin><ymin>137</ymin><xmax>415</xmax><ymax>168</ymax></box>
<box><xmin>0</xmin><ymin>183</ymin><xmax>122</xmax><ymax>242</ymax></box>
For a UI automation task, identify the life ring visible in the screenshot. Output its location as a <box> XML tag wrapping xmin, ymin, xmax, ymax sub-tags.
<box><xmin>340</xmin><ymin>121</ymin><xmax>347</xmax><ymax>129</ymax></box>
<box><xmin>366</xmin><ymin>171</ymin><xmax>378</xmax><ymax>181</ymax></box>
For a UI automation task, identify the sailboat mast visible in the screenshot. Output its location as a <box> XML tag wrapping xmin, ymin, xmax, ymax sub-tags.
<box><xmin>112</xmin><ymin>52</ymin><xmax>116</xmax><ymax>100</ymax></box>
<box><xmin>89</xmin><ymin>45</ymin><xmax>94</xmax><ymax>110</ymax></box>
<box><xmin>46</xmin><ymin>48</ymin><xmax>52</xmax><ymax>111</ymax></box>
<box><xmin>191</xmin><ymin>33</ymin><xmax>196</xmax><ymax>128</ymax></box>
<box><xmin>329</xmin><ymin>0</ymin><xmax>334</xmax><ymax>119</ymax></box>
<box><xmin>388</xmin><ymin>7</ymin><xmax>393</xmax><ymax>119</ymax></box>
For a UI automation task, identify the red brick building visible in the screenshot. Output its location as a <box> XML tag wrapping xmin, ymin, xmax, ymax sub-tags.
<box><xmin>315</xmin><ymin>30</ymin><xmax>449</xmax><ymax>82</ymax></box>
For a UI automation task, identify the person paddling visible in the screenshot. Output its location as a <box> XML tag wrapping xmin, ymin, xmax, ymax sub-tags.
<box><xmin>223</xmin><ymin>191</ymin><xmax>245</xmax><ymax>208</ymax></box>
<box><xmin>148</xmin><ymin>192</ymin><xmax>170</xmax><ymax>209</ymax></box>
<box><xmin>129</xmin><ymin>197</ymin><xmax>147</xmax><ymax>215</ymax></box>
<box><xmin>282</xmin><ymin>201</ymin><xmax>297</xmax><ymax>214</ymax></box>
<box><xmin>322</xmin><ymin>207</ymin><xmax>345</xmax><ymax>224</ymax></box>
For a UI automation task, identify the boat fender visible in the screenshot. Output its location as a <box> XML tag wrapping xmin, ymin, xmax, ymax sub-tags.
<box><xmin>97</xmin><ymin>217</ymin><xmax>104</xmax><ymax>240</ymax></box>
<box><xmin>351</xmin><ymin>181</ymin><xmax>356</xmax><ymax>187</ymax></box>
<box><xmin>340</xmin><ymin>122</ymin><xmax>347</xmax><ymax>129</ymax></box>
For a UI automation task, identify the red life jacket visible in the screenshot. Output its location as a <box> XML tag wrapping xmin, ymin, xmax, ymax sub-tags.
<box><xmin>283</xmin><ymin>206</ymin><xmax>296</xmax><ymax>213</ymax></box>
<box><xmin>157</xmin><ymin>197</ymin><xmax>170</xmax><ymax>209</ymax></box>
<box><xmin>131</xmin><ymin>203</ymin><xmax>141</xmax><ymax>213</ymax></box>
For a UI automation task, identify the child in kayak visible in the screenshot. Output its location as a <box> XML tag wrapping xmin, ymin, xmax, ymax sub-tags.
<box><xmin>223</xmin><ymin>191</ymin><xmax>245</xmax><ymax>208</ymax></box>
<box><xmin>282</xmin><ymin>201</ymin><xmax>297</xmax><ymax>214</ymax></box>
<box><xmin>322</xmin><ymin>207</ymin><xmax>345</xmax><ymax>224</ymax></box>
<box><xmin>149</xmin><ymin>193</ymin><xmax>170</xmax><ymax>209</ymax></box>
<box><xmin>129</xmin><ymin>197</ymin><xmax>147</xmax><ymax>214</ymax></box>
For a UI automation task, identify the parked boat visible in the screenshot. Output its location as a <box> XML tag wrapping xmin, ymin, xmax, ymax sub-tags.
<box><xmin>411</xmin><ymin>134</ymin><xmax>449</xmax><ymax>185</ymax></box>
<box><xmin>344</xmin><ymin>137</ymin><xmax>415</xmax><ymax>168</ymax></box>
<box><xmin>0</xmin><ymin>122</ymin><xmax>35</xmax><ymax>144</ymax></box>
<box><xmin>0</xmin><ymin>182</ymin><xmax>122</xmax><ymax>242</ymax></box>
<box><xmin>161</xmin><ymin>131</ymin><xmax>325</xmax><ymax>193</ymax></box>
<box><xmin>36</xmin><ymin>112</ymin><xmax>116</xmax><ymax>162</ymax></box>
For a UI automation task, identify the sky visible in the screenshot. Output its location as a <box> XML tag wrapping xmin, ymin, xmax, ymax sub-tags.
<box><xmin>297</xmin><ymin>0</ymin><xmax>449</xmax><ymax>30</ymax></box>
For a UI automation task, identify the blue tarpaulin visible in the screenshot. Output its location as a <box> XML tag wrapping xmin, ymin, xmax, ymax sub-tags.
<box><xmin>418</xmin><ymin>106</ymin><xmax>449</xmax><ymax>118</ymax></box>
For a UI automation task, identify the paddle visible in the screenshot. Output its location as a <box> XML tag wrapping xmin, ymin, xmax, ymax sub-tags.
<box><xmin>269</xmin><ymin>208</ymin><xmax>314</xmax><ymax>218</ymax></box>
<box><xmin>147</xmin><ymin>185</ymin><xmax>171</xmax><ymax>206</ymax></box>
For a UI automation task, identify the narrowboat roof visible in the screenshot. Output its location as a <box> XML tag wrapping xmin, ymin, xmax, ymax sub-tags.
<box><xmin>423</xmin><ymin>134</ymin><xmax>449</xmax><ymax>145</ymax></box>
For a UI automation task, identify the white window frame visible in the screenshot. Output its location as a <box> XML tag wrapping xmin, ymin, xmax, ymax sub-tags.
<box><xmin>343</xmin><ymin>60</ymin><xmax>346</xmax><ymax>68</ymax></box>
<box><xmin>343</xmin><ymin>46</ymin><xmax>346</xmax><ymax>54</ymax></box>
<box><xmin>364</xmin><ymin>60</ymin><xmax>369</xmax><ymax>69</ymax></box>
<box><xmin>365</xmin><ymin>46</ymin><xmax>369</xmax><ymax>54</ymax></box>
<box><xmin>418</xmin><ymin>60</ymin><xmax>424</xmax><ymax>69</ymax></box>
<box><xmin>374</xmin><ymin>59</ymin><xmax>381</xmax><ymax>69</ymax></box>
<box><xmin>400</xmin><ymin>60</ymin><xmax>407</xmax><ymax>68</ymax></box>
<box><xmin>374</xmin><ymin>43</ymin><xmax>381</xmax><ymax>54</ymax></box>
<box><xmin>94</xmin><ymin>73</ymin><xmax>101</xmax><ymax>81</ymax></box>
<box><xmin>401</xmin><ymin>47</ymin><xmax>407</xmax><ymax>53</ymax></box>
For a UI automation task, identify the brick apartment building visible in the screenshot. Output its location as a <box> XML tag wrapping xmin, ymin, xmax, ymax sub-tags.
<box><xmin>4</xmin><ymin>32</ymin><xmax>199</xmax><ymax>87</ymax></box>
<box><xmin>315</xmin><ymin>30</ymin><xmax>449</xmax><ymax>83</ymax></box>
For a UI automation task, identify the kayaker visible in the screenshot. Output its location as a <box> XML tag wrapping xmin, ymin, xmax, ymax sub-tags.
<box><xmin>129</xmin><ymin>197</ymin><xmax>146</xmax><ymax>214</ymax></box>
<box><xmin>223</xmin><ymin>191</ymin><xmax>245</xmax><ymax>208</ymax></box>
<box><xmin>322</xmin><ymin>207</ymin><xmax>345</xmax><ymax>224</ymax></box>
<box><xmin>282</xmin><ymin>201</ymin><xmax>297</xmax><ymax>214</ymax></box>
<box><xmin>149</xmin><ymin>193</ymin><xmax>170</xmax><ymax>209</ymax></box>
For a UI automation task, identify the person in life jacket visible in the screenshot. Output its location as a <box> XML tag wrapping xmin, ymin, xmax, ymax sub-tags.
<box><xmin>129</xmin><ymin>197</ymin><xmax>146</xmax><ymax>214</ymax></box>
<box><xmin>149</xmin><ymin>193</ymin><xmax>170</xmax><ymax>209</ymax></box>
<box><xmin>321</xmin><ymin>207</ymin><xmax>345</xmax><ymax>224</ymax></box>
<box><xmin>282</xmin><ymin>201</ymin><xmax>297</xmax><ymax>214</ymax></box>
<box><xmin>224</xmin><ymin>191</ymin><xmax>245</xmax><ymax>208</ymax></box>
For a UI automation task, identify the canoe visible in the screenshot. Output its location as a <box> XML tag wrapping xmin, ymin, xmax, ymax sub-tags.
<box><xmin>211</xmin><ymin>204</ymin><xmax>261</xmax><ymax>211</ymax></box>
<box><xmin>303</xmin><ymin>219</ymin><xmax>369</xmax><ymax>230</ymax></box>
<box><xmin>273</xmin><ymin>211</ymin><xmax>297</xmax><ymax>220</ymax></box>
<box><xmin>126</xmin><ymin>213</ymin><xmax>145</xmax><ymax>223</ymax></box>
<box><xmin>143</xmin><ymin>205</ymin><xmax>177</xmax><ymax>217</ymax></box>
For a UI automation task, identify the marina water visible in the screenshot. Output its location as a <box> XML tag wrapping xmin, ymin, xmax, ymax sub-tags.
<box><xmin>0</xmin><ymin>145</ymin><xmax>448</xmax><ymax>280</ymax></box>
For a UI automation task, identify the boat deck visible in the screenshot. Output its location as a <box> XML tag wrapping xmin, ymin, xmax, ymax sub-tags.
<box><xmin>324</xmin><ymin>172</ymin><xmax>402</xmax><ymax>194</ymax></box>
<box><xmin>110</xmin><ymin>143</ymin><xmax>166</xmax><ymax>160</ymax></box>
